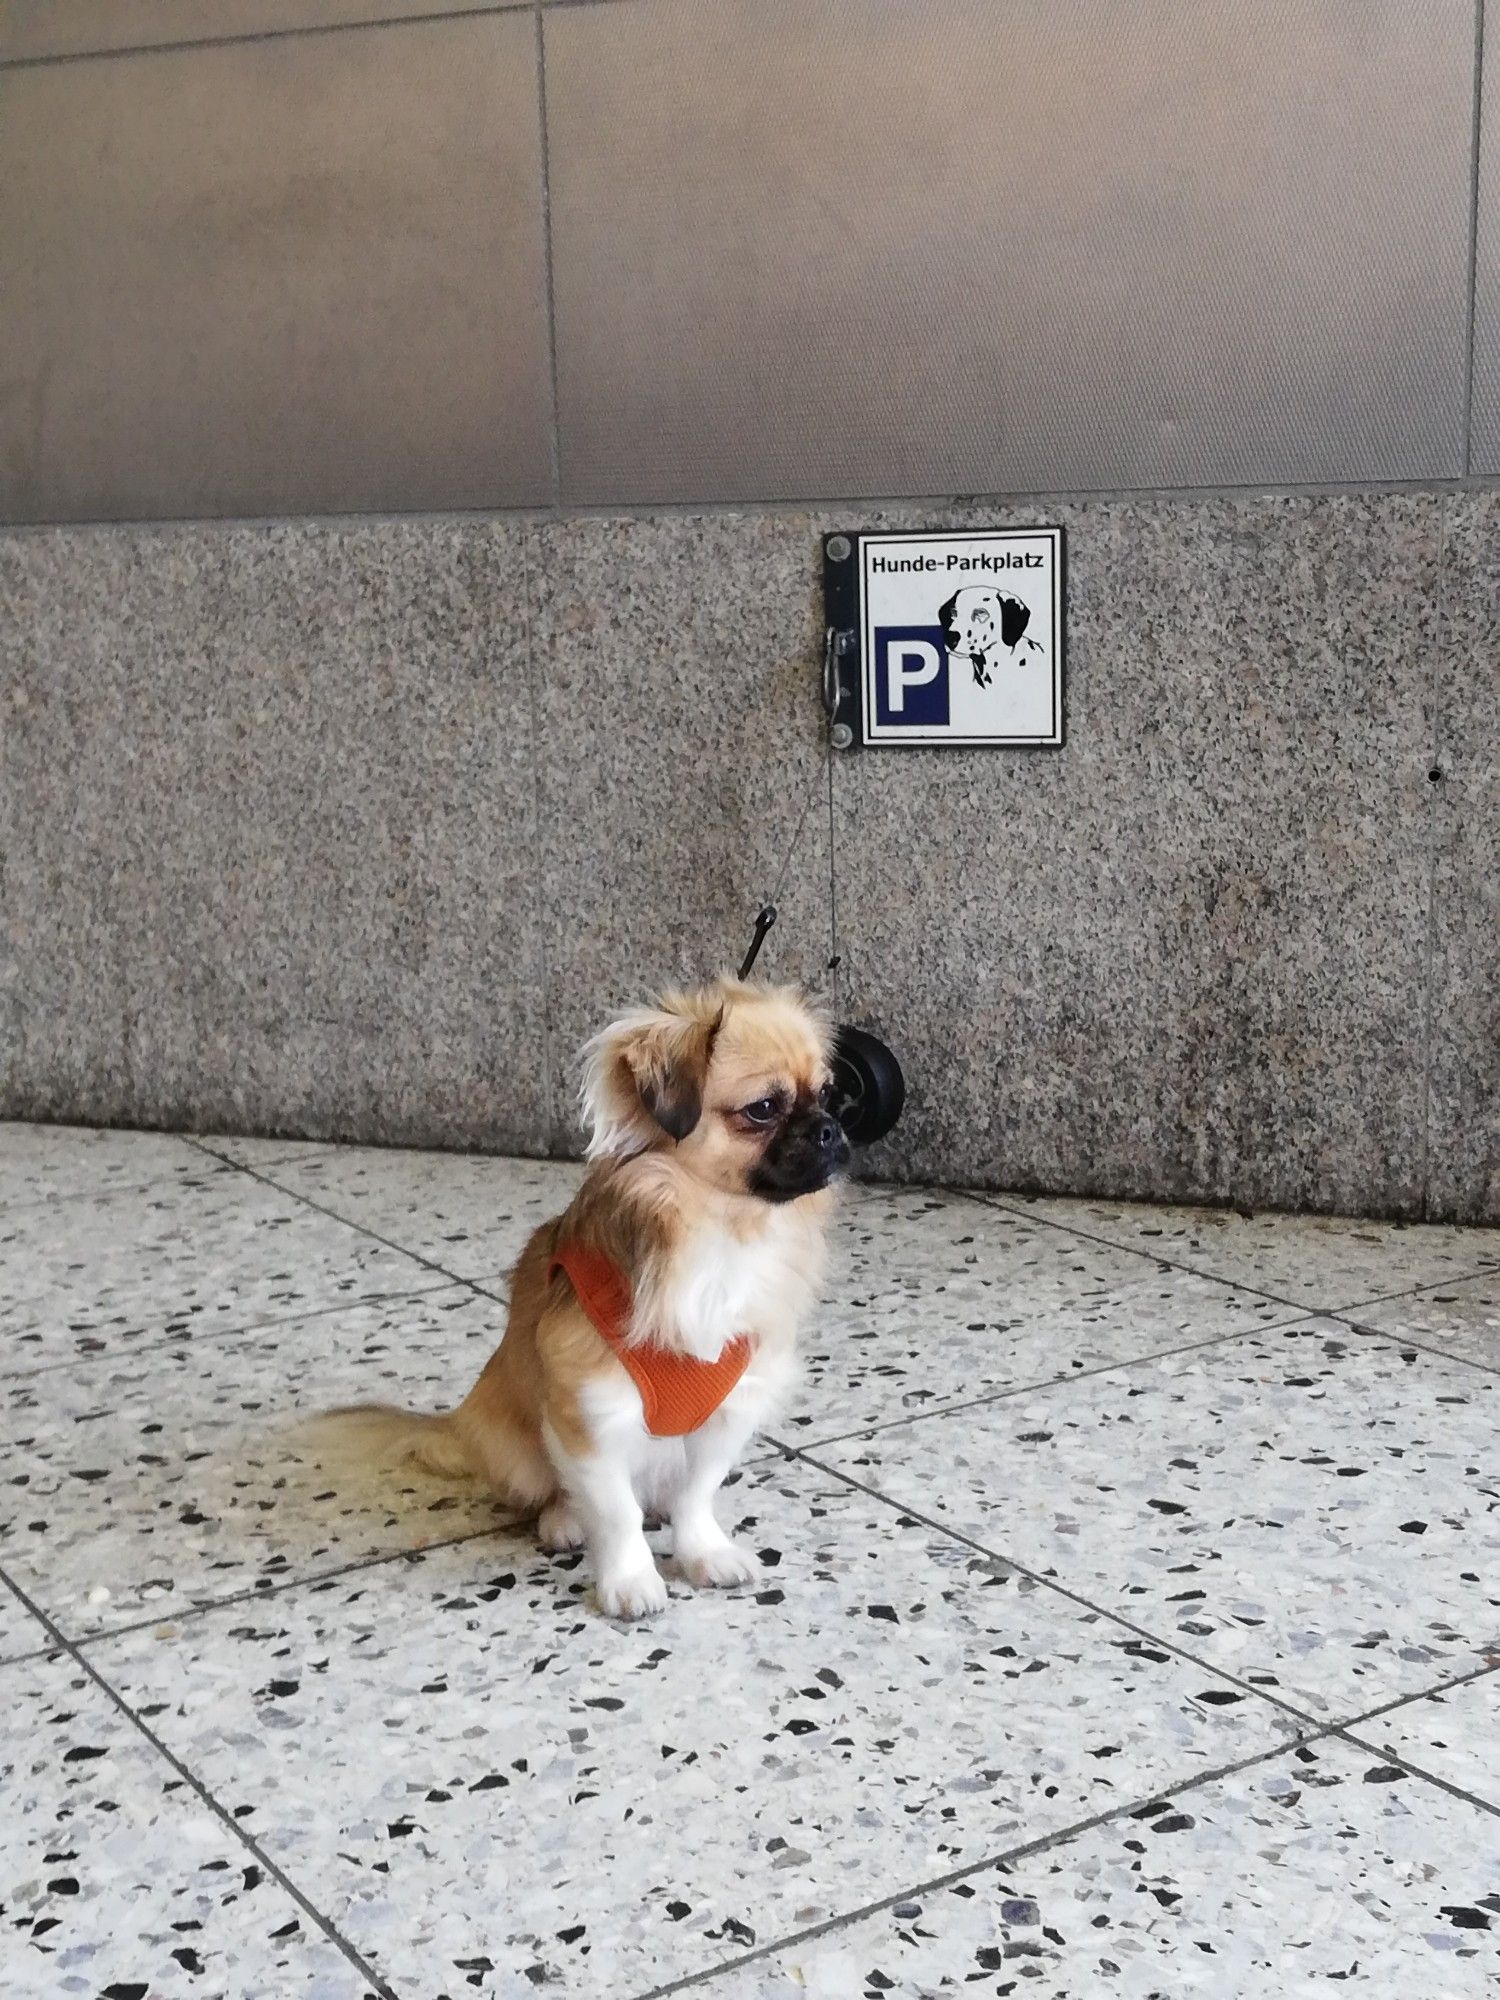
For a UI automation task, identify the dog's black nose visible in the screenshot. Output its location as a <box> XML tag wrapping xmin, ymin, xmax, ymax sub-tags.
<box><xmin>814</xmin><ymin>1114</ymin><xmax>842</xmax><ymax>1154</ymax></box>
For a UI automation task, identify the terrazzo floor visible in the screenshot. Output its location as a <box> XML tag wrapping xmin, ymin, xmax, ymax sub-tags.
<box><xmin>2</xmin><ymin>1124</ymin><xmax>1498</xmax><ymax>2000</ymax></box>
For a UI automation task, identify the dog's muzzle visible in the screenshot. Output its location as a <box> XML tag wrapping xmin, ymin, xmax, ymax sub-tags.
<box><xmin>750</xmin><ymin>1108</ymin><xmax>851</xmax><ymax>1202</ymax></box>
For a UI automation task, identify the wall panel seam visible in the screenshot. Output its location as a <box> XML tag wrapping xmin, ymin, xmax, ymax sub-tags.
<box><xmin>535</xmin><ymin>0</ymin><xmax>563</xmax><ymax>510</ymax></box>
<box><xmin>0</xmin><ymin>2</ymin><xmax>532</xmax><ymax>72</ymax></box>
<box><xmin>12</xmin><ymin>478</ymin><xmax>1500</xmax><ymax>538</ymax></box>
<box><xmin>1463</xmin><ymin>0</ymin><xmax>1489</xmax><ymax>475</ymax></box>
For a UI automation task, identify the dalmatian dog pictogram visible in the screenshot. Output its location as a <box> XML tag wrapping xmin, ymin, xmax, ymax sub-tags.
<box><xmin>938</xmin><ymin>586</ymin><xmax>1046</xmax><ymax>688</ymax></box>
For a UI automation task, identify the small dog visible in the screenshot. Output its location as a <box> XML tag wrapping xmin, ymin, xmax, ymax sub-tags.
<box><xmin>938</xmin><ymin>585</ymin><xmax>1045</xmax><ymax>687</ymax></box>
<box><xmin>324</xmin><ymin>978</ymin><xmax>847</xmax><ymax>1617</ymax></box>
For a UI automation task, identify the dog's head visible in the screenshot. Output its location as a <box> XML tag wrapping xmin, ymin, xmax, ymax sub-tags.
<box><xmin>938</xmin><ymin>586</ymin><xmax>1032</xmax><ymax>663</ymax></box>
<box><xmin>582</xmin><ymin>978</ymin><xmax>848</xmax><ymax>1201</ymax></box>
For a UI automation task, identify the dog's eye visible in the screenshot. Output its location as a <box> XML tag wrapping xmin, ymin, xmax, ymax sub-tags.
<box><xmin>740</xmin><ymin>1097</ymin><xmax>780</xmax><ymax>1126</ymax></box>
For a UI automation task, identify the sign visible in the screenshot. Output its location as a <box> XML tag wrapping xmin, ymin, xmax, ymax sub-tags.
<box><xmin>823</xmin><ymin>527</ymin><xmax>1065</xmax><ymax>748</ymax></box>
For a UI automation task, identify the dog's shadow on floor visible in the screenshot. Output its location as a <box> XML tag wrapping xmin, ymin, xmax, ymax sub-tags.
<box><xmin>176</xmin><ymin>1418</ymin><xmax>529</xmax><ymax>1599</ymax></box>
<box><xmin>194</xmin><ymin>1424</ymin><xmax>721</xmax><ymax>1617</ymax></box>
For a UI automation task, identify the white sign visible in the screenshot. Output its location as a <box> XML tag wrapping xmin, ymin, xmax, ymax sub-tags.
<box><xmin>856</xmin><ymin>527</ymin><xmax>1064</xmax><ymax>747</ymax></box>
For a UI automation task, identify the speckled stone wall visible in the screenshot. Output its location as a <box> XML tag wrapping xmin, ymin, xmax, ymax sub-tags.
<box><xmin>1</xmin><ymin>488</ymin><xmax>1494</xmax><ymax>1221</ymax></box>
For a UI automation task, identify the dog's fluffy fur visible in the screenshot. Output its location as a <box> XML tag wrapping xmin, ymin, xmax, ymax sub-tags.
<box><xmin>314</xmin><ymin>978</ymin><xmax>846</xmax><ymax>1617</ymax></box>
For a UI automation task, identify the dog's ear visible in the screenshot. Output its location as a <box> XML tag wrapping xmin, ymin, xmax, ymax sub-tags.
<box><xmin>937</xmin><ymin>591</ymin><xmax>959</xmax><ymax>640</ymax></box>
<box><xmin>1000</xmin><ymin>595</ymin><xmax>1031</xmax><ymax>648</ymax></box>
<box><xmin>581</xmin><ymin>998</ymin><xmax>723</xmax><ymax>1158</ymax></box>
<box><xmin>632</xmin><ymin>1010</ymin><xmax>717</xmax><ymax>1141</ymax></box>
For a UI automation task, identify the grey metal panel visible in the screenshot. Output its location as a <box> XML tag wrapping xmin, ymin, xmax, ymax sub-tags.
<box><xmin>546</xmin><ymin>0</ymin><xmax>1474</xmax><ymax>505</ymax></box>
<box><xmin>1468</xmin><ymin>4</ymin><xmax>1500</xmax><ymax>471</ymax></box>
<box><xmin>0</xmin><ymin>10</ymin><xmax>551</xmax><ymax>521</ymax></box>
<box><xmin>0</xmin><ymin>1</ymin><xmax>517</xmax><ymax>62</ymax></box>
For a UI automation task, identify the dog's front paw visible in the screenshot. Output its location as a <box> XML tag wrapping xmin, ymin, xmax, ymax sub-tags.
<box><xmin>677</xmin><ymin>1535</ymin><xmax>758</xmax><ymax>1590</ymax></box>
<box><xmin>595</xmin><ymin>1561</ymin><xmax>668</xmax><ymax>1620</ymax></box>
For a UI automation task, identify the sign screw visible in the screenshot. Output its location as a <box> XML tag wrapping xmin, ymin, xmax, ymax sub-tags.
<box><xmin>827</xmin><ymin>535</ymin><xmax>852</xmax><ymax>561</ymax></box>
<box><xmin>830</xmin><ymin>722</ymin><xmax>855</xmax><ymax>750</ymax></box>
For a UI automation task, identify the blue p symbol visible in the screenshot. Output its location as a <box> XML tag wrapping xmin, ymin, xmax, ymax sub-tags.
<box><xmin>875</xmin><ymin>626</ymin><xmax>949</xmax><ymax>727</ymax></box>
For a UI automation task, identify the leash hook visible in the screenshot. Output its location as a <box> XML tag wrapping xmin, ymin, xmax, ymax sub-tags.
<box><xmin>738</xmin><ymin>904</ymin><xmax>779</xmax><ymax>981</ymax></box>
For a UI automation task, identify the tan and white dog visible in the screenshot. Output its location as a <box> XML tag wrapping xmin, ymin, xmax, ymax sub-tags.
<box><xmin>322</xmin><ymin>979</ymin><xmax>847</xmax><ymax>1617</ymax></box>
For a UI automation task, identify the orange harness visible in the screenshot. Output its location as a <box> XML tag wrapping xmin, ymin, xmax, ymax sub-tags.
<box><xmin>549</xmin><ymin>1242</ymin><xmax>751</xmax><ymax>1438</ymax></box>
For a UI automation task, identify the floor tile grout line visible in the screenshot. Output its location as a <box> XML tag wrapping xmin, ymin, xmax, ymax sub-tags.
<box><xmin>627</xmin><ymin>1729</ymin><xmax>1344</xmax><ymax>2000</ymax></box>
<box><xmin>1328</xmin><ymin>1267</ymin><xmax>1500</xmax><ymax>1315</ymax></box>
<box><xmin>187</xmin><ymin>1142</ymin><xmax>343</xmax><ymax>1170</ymax></box>
<box><xmin>790</xmin><ymin>1446</ymin><xmax>1409</xmax><ymax>1738</ymax></box>
<box><xmin>796</xmin><ymin>1445</ymin><xmax>1500</xmax><ymax>1765</ymax></box>
<box><xmin>775</xmin><ymin>1317</ymin><xmax>1307</xmax><ymax>1454</ymax></box>
<box><xmin>1343</xmin><ymin>1319</ymin><xmax>1500</xmax><ymax>1378</ymax></box>
<box><xmin>960</xmin><ymin>1192</ymin><xmax>1357</xmax><ymax>1315</ymax></box>
<box><xmin>9</xmin><ymin>1459</ymin><xmax>1492</xmax><ymax>1994</ymax></box>
<box><xmin>1334</xmin><ymin>1718</ymin><xmax>1500</xmax><ymax>1821</ymax></box>
<box><xmin>36</xmin><ymin>1464</ymin><xmax>1494</xmax><ymax>1756</ymax></box>
<box><xmin>630</xmin><ymin>1697</ymin><xmax>1500</xmax><ymax>2000</ymax></box>
<box><xmin>0</xmin><ymin>1275</ymin><xmax>464</xmax><ymax>1386</ymax></box>
<box><xmin>0</xmin><ymin>1575</ymin><xmax>56</xmax><ymax>1671</ymax></box>
<box><xmin>1330</xmin><ymin>1268</ymin><xmax>1500</xmax><ymax>1316</ymax></box>
<box><xmin>961</xmin><ymin>1188</ymin><xmax>1500</xmax><ymax>1342</ymax></box>
<box><xmin>56</xmin><ymin>1135</ymin><xmax>1500</xmax><ymax>1342</ymax></box>
<box><xmin>54</xmin><ymin>1523</ymin><xmax>524</xmax><ymax>1656</ymax></box>
<box><xmin>0</xmin><ymin>1135</ymin><xmax>343</xmax><ymax>1216</ymax></box>
<box><xmin>184</xmin><ymin>1138</ymin><xmax>533</xmax><ymax>1298</ymax></box>
<box><xmin>781</xmin><ymin>1304</ymin><xmax>1497</xmax><ymax>1464</ymax></box>
<box><xmin>0</xmin><ymin>1562</ymin><xmax>405</xmax><ymax>2000</ymax></box>
<box><xmin>9</xmin><ymin>1180</ymin><xmax>1488</xmax><ymax>1655</ymax></box>
<box><xmin>49</xmin><ymin>1440</ymin><xmax>787</xmax><ymax>1655</ymax></box>
<box><xmin>1321</xmin><ymin>1657</ymin><xmax>1500</xmax><ymax>1739</ymax></box>
<box><xmin>0</xmin><ymin>1160</ymin><xmax>246</xmax><ymax>1216</ymax></box>
<box><xmin>181</xmin><ymin>1149</ymin><xmax>1499</xmax><ymax>1365</ymax></box>
<box><xmin>9</xmin><ymin>1264</ymin><xmax>1494</xmax><ymax>1999</ymax></box>
<box><xmin>0</xmin><ymin>1641</ymin><xmax>58</xmax><ymax>1670</ymax></box>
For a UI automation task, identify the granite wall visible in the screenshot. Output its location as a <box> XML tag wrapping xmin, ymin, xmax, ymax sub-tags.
<box><xmin>2</xmin><ymin>3</ymin><xmax>1496</xmax><ymax>1220</ymax></box>
<box><xmin>2</xmin><ymin>489</ymin><xmax>1495</xmax><ymax>1223</ymax></box>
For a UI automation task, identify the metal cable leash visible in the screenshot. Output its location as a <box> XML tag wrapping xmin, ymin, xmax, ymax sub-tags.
<box><xmin>738</xmin><ymin>634</ymin><xmax>848</xmax><ymax>980</ymax></box>
<box><xmin>734</xmin><ymin>633</ymin><xmax>904</xmax><ymax>1143</ymax></box>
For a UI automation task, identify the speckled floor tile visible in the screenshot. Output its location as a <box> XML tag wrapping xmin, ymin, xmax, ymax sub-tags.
<box><xmin>0</xmin><ymin>1120</ymin><xmax>228</xmax><ymax>1210</ymax></box>
<box><xmin>0</xmin><ymin>1574</ymin><xmax>49</xmax><ymax>1663</ymax></box>
<box><xmin>194</xmin><ymin>1134</ymin><xmax>341</xmax><ymax>1171</ymax></box>
<box><xmin>1</xmin><ymin>1648</ymin><xmax>374</xmax><ymax>1998</ymax></box>
<box><xmin>986</xmin><ymin>1192</ymin><xmax>1500</xmax><ymax>1312</ymax></box>
<box><xmin>717</xmin><ymin>1736</ymin><xmax>1500</xmax><ymax>1998</ymax></box>
<box><xmin>1353</xmin><ymin>1272</ymin><xmax>1500</xmax><ymax>1372</ymax></box>
<box><xmin>89</xmin><ymin>1460</ymin><xmax>1301</xmax><ymax>1998</ymax></box>
<box><xmin>0</xmin><ymin>1175</ymin><xmax>437</xmax><ymax>1375</ymax></box>
<box><xmin>255</xmin><ymin>1148</ymin><xmax>583</xmax><ymax>1282</ymax></box>
<box><xmin>1361</xmin><ymin>1670</ymin><xmax>1500</xmax><ymax>1809</ymax></box>
<box><xmin>817</xmin><ymin>1322</ymin><xmax>1500</xmax><ymax>1717</ymax></box>
<box><xmin>1</xmin><ymin>1288</ymin><xmax>518</xmax><ymax>1639</ymax></box>
<box><xmin>795</xmin><ymin>1188</ymin><xmax>1289</xmax><ymax>1442</ymax></box>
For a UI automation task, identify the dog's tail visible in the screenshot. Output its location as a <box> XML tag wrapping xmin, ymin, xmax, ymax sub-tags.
<box><xmin>292</xmin><ymin>1397</ymin><xmax>556</xmax><ymax>1516</ymax></box>
<box><xmin>292</xmin><ymin>1403</ymin><xmax>479</xmax><ymax>1483</ymax></box>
